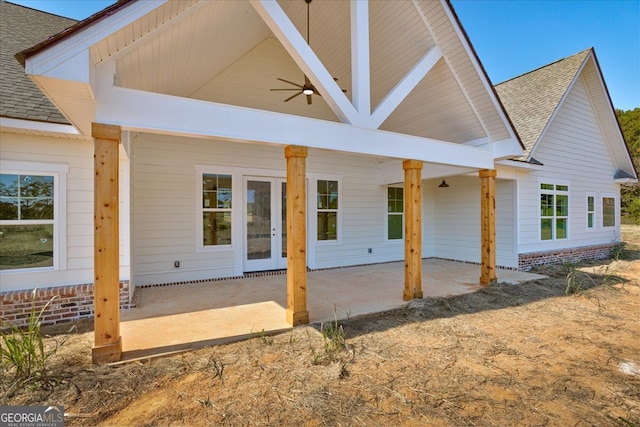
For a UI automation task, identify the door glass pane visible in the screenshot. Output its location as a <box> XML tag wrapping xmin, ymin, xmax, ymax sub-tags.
<box><xmin>281</xmin><ymin>182</ymin><xmax>287</xmax><ymax>258</ymax></box>
<box><xmin>247</xmin><ymin>181</ymin><xmax>272</xmax><ymax>260</ymax></box>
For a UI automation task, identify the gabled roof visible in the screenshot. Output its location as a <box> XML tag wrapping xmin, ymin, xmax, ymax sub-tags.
<box><xmin>0</xmin><ymin>1</ymin><xmax>76</xmax><ymax>124</ymax></box>
<box><xmin>495</xmin><ymin>48</ymin><xmax>637</xmax><ymax>180</ymax></box>
<box><xmin>494</xmin><ymin>49</ymin><xmax>590</xmax><ymax>160</ymax></box>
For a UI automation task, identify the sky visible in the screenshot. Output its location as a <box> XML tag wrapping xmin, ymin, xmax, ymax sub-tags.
<box><xmin>9</xmin><ymin>0</ymin><xmax>640</xmax><ymax>111</ymax></box>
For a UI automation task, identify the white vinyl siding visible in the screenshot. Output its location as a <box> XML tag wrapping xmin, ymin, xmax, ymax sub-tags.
<box><xmin>431</xmin><ymin>175</ymin><xmax>517</xmax><ymax>268</ymax></box>
<box><xmin>0</xmin><ymin>132</ymin><xmax>130</xmax><ymax>292</ymax></box>
<box><xmin>132</xmin><ymin>134</ymin><xmax>413</xmax><ymax>284</ymax></box>
<box><xmin>517</xmin><ymin>75</ymin><xmax>621</xmax><ymax>254</ymax></box>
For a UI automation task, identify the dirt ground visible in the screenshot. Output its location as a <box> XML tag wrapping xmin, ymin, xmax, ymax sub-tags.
<box><xmin>2</xmin><ymin>225</ymin><xmax>639</xmax><ymax>426</ymax></box>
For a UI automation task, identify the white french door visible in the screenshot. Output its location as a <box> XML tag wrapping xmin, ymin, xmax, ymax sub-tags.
<box><xmin>243</xmin><ymin>177</ymin><xmax>287</xmax><ymax>272</ymax></box>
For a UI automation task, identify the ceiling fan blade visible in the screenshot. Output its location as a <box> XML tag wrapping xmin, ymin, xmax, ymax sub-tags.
<box><xmin>270</xmin><ymin>88</ymin><xmax>301</xmax><ymax>91</ymax></box>
<box><xmin>306</xmin><ymin>94</ymin><xmax>312</xmax><ymax>105</ymax></box>
<box><xmin>284</xmin><ymin>91</ymin><xmax>303</xmax><ymax>102</ymax></box>
<box><xmin>304</xmin><ymin>75</ymin><xmax>311</xmax><ymax>86</ymax></box>
<box><xmin>277</xmin><ymin>78</ymin><xmax>304</xmax><ymax>88</ymax></box>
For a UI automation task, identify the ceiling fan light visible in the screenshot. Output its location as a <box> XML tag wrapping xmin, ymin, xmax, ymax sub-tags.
<box><xmin>303</xmin><ymin>88</ymin><xmax>314</xmax><ymax>95</ymax></box>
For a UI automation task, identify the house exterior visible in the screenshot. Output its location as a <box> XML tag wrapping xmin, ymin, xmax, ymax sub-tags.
<box><xmin>0</xmin><ymin>0</ymin><xmax>636</xmax><ymax>363</ymax></box>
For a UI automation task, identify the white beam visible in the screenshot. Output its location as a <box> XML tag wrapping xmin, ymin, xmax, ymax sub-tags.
<box><xmin>250</xmin><ymin>0</ymin><xmax>359</xmax><ymax>125</ymax></box>
<box><xmin>370</xmin><ymin>46</ymin><xmax>442</xmax><ymax>129</ymax></box>
<box><xmin>350</xmin><ymin>0</ymin><xmax>370</xmax><ymax>117</ymax></box>
<box><xmin>492</xmin><ymin>138</ymin><xmax>524</xmax><ymax>160</ymax></box>
<box><xmin>95</xmin><ymin>85</ymin><xmax>495</xmax><ymax>170</ymax></box>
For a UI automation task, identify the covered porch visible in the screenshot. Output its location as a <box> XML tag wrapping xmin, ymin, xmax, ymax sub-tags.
<box><xmin>118</xmin><ymin>259</ymin><xmax>544</xmax><ymax>361</ymax></box>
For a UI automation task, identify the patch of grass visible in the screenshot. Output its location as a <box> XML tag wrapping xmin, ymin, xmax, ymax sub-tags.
<box><xmin>0</xmin><ymin>290</ymin><xmax>66</xmax><ymax>390</ymax></box>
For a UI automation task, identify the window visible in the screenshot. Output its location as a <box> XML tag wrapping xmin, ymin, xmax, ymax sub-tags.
<box><xmin>0</xmin><ymin>173</ymin><xmax>55</xmax><ymax>271</ymax></box>
<box><xmin>587</xmin><ymin>195</ymin><xmax>595</xmax><ymax>229</ymax></box>
<box><xmin>540</xmin><ymin>183</ymin><xmax>568</xmax><ymax>241</ymax></box>
<box><xmin>202</xmin><ymin>174</ymin><xmax>232</xmax><ymax>246</ymax></box>
<box><xmin>387</xmin><ymin>187</ymin><xmax>403</xmax><ymax>240</ymax></box>
<box><xmin>317</xmin><ymin>180</ymin><xmax>338</xmax><ymax>241</ymax></box>
<box><xmin>603</xmin><ymin>197</ymin><xmax>615</xmax><ymax>227</ymax></box>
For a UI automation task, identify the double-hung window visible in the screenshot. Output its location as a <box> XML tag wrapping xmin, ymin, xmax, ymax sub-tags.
<box><xmin>0</xmin><ymin>162</ymin><xmax>66</xmax><ymax>271</ymax></box>
<box><xmin>540</xmin><ymin>183</ymin><xmax>569</xmax><ymax>241</ymax></box>
<box><xmin>317</xmin><ymin>180</ymin><xmax>338</xmax><ymax>241</ymax></box>
<box><xmin>202</xmin><ymin>173</ymin><xmax>232</xmax><ymax>246</ymax></box>
<box><xmin>387</xmin><ymin>187</ymin><xmax>403</xmax><ymax>241</ymax></box>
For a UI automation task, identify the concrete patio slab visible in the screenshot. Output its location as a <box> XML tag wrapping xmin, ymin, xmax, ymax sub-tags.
<box><xmin>119</xmin><ymin>260</ymin><xmax>545</xmax><ymax>360</ymax></box>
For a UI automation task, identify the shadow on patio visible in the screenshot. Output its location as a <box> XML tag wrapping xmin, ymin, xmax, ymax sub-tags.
<box><xmin>119</xmin><ymin>259</ymin><xmax>545</xmax><ymax>361</ymax></box>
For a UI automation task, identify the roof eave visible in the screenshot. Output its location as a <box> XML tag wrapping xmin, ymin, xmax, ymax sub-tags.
<box><xmin>15</xmin><ymin>0</ymin><xmax>136</xmax><ymax>68</ymax></box>
<box><xmin>444</xmin><ymin>0</ymin><xmax>525</xmax><ymax>154</ymax></box>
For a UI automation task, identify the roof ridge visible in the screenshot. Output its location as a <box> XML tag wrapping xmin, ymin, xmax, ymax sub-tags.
<box><xmin>495</xmin><ymin>48</ymin><xmax>592</xmax><ymax>87</ymax></box>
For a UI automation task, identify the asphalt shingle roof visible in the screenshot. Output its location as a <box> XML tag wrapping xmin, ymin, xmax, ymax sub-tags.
<box><xmin>0</xmin><ymin>1</ymin><xmax>76</xmax><ymax>124</ymax></box>
<box><xmin>494</xmin><ymin>49</ymin><xmax>591</xmax><ymax>161</ymax></box>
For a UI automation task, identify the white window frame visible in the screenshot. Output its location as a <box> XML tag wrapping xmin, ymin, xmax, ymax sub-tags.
<box><xmin>385</xmin><ymin>185</ymin><xmax>404</xmax><ymax>243</ymax></box>
<box><xmin>586</xmin><ymin>193</ymin><xmax>595</xmax><ymax>230</ymax></box>
<box><xmin>602</xmin><ymin>194</ymin><xmax>617</xmax><ymax>228</ymax></box>
<box><xmin>195</xmin><ymin>165</ymin><xmax>239</xmax><ymax>253</ymax></box>
<box><xmin>0</xmin><ymin>160</ymin><xmax>68</xmax><ymax>274</ymax></box>
<box><xmin>538</xmin><ymin>180</ymin><xmax>570</xmax><ymax>242</ymax></box>
<box><xmin>309</xmin><ymin>174</ymin><xmax>342</xmax><ymax>246</ymax></box>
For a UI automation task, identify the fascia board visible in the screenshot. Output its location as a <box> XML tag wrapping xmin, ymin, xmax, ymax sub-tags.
<box><xmin>25</xmin><ymin>0</ymin><xmax>168</xmax><ymax>77</ymax></box>
<box><xmin>96</xmin><ymin>85</ymin><xmax>495</xmax><ymax>170</ymax></box>
<box><xmin>0</xmin><ymin>117</ymin><xmax>80</xmax><ymax>135</ymax></box>
<box><xmin>437</xmin><ymin>0</ymin><xmax>521</xmax><ymax>146</ymax></box>
<box><xmin>495</xmin><ymin>159</ymin><xmax>544</xmax><ymax>171</ymax></box>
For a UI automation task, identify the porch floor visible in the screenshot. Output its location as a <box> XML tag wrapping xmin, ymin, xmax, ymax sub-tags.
<box><xmin>119</xmin><ymin>259</ymin><xmax>545</xmax><ymax>361</ymax></box>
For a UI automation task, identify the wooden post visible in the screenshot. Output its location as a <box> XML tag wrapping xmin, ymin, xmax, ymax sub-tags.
<box><xmin>285</xmin><ymin>145</ymin><xmax>309</xmax><ymax>325</ymax></box>
<box><xmin>403</xmin><ymin>160</ymin><xmax>423</xmax><ymax>300</ymax></box>
<box><xmin>479</xmin><ymin>169</ymin><xmax>497</xmax><ymax>286</ymax></box>
<box><xmin>92</xmin><ymin>123</ymin><xmax>122</xmax><ymax>363</ymax></box>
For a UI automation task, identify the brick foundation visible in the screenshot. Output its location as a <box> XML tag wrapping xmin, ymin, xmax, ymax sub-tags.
<box><xmin>0</xmin><ymin>282</ymin><xmax>134</xmax><ymax>328</ymax></box>
<box><xmin>518</xmin><ymin>243</ymin><xmax>617</xmax><ymax>271</ymax></box>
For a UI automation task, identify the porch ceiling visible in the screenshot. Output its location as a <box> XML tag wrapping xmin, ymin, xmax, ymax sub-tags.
<box><xmin>105</xmin><ymin>0</ymin><xmax>488</xmax><ymax>143</ymax></box>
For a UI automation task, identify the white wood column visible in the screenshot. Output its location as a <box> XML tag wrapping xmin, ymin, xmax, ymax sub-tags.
<box><xmin>403</xmin><ymin>159</ymin><xmax>423</xmax><ymax>300</ymax></box>
<box><xmin>92</xmin><ymin>123</ymin><xmax>122</xmax><ymax>363</ymax></box>
<box><xmin>479</xmin><ymin>169</ymin><xmax>497</xmax><ymax>286</ymax></box>
<box><xmin>285</xmin><ymin>145</ymin><xmax>309</xmax><ymax>325</ymax></box>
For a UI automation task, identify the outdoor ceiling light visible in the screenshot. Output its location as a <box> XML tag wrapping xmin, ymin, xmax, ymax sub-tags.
<box><xmin>303</xmin><ymin>88</ymin><xmax>314</xmax><ymax>95</ymax></box>
<box><xmin>438</xmin><ymin>179</ymin><xmax>449</xmax><ymax>188</ymax></box>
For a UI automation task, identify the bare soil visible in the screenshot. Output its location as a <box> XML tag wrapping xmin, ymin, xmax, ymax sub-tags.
<box><xmin>2</xmin><ymin>226</ymin><xmax>639</xmax><ymax>426</ymax></box>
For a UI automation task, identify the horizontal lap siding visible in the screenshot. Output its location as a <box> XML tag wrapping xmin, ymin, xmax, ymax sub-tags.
<box><xmin>309</xmin><ymin>150</ymin><xmax>403</xmax><ymax>268</ymax></box>
<box><xmin>518</xmin><ymin>76</ymin><xmax>620</xmax><ymax>254</ymax></box>
<box><xmin>132</xmin><ymin>135</ymin><xmax>407</xmax><ymax>283</ymax></box>
<box><xmin>0</xmin><ymin>132</ymin><xmax>129</xmax><ymax>291</ymax></box>
<box><xmin>432</xmin><ymin>176</ymin><xmax>480</xmax><ymax>263</ymax></box>
<box><xmin>431</xmin><ymin>176</ymin><xmax>516</xmax><ymax>268</ymax></box>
